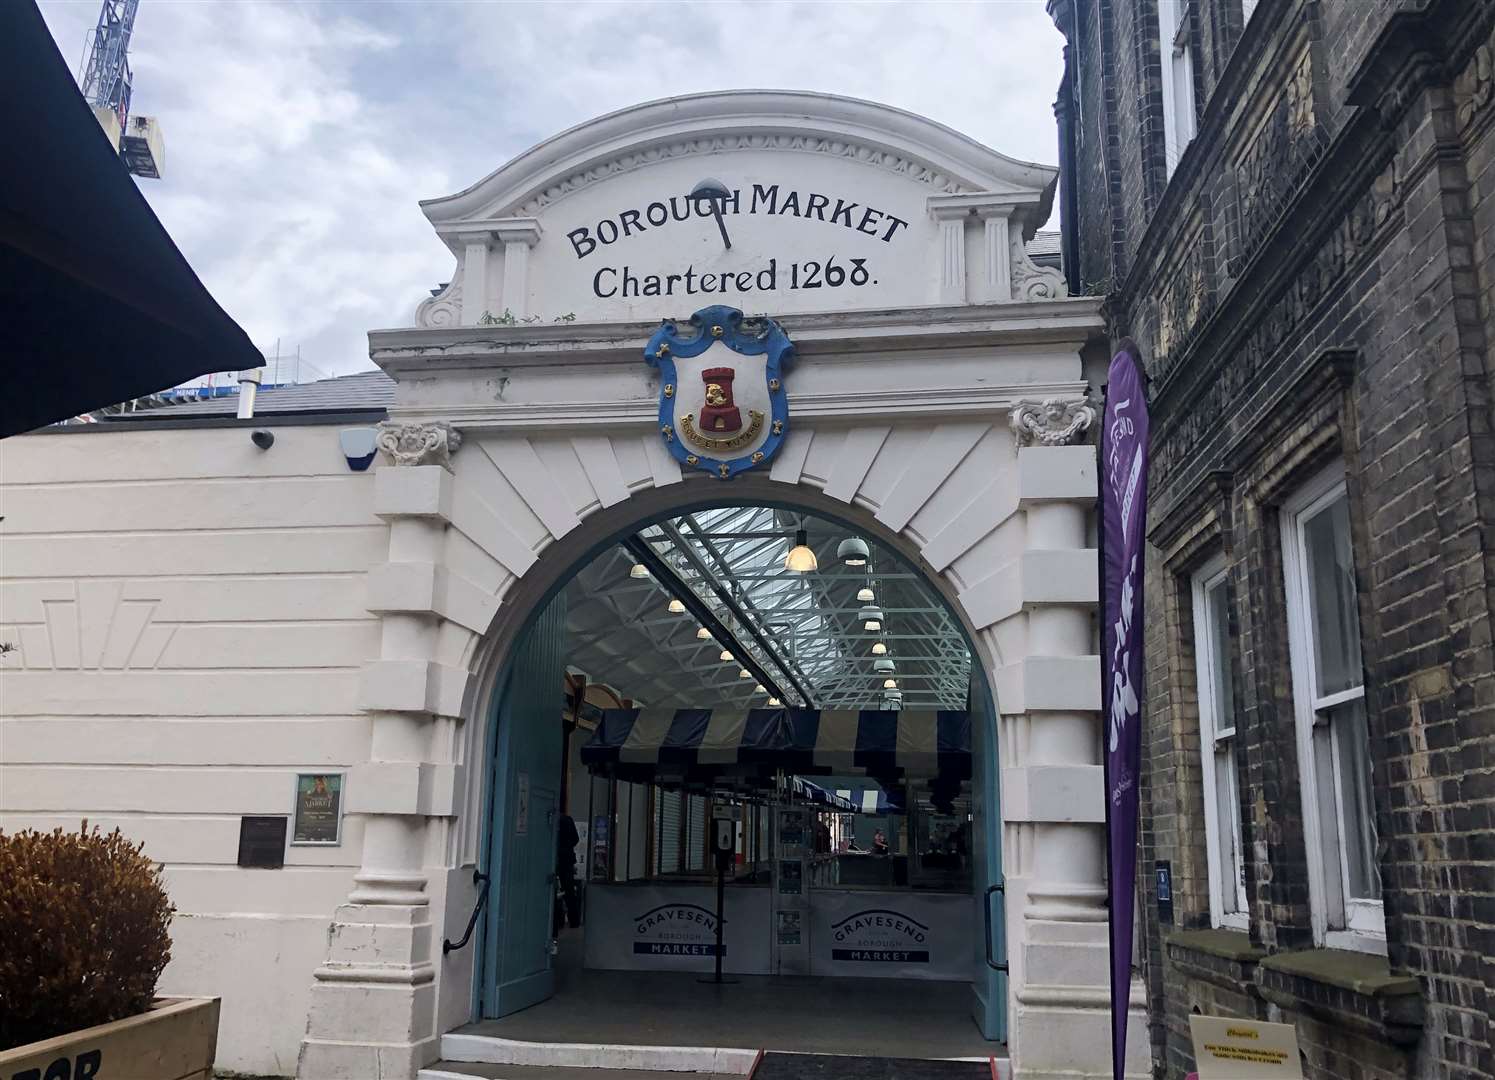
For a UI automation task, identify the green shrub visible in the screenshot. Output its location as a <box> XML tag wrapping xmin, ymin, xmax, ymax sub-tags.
<box><xmin>0</xmin><ymin>823</ymin><xmax>174</xmax><ymax>1049</ymax></box>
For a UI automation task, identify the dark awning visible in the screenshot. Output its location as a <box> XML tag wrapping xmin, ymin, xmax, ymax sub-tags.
<box><xmin>582</xmin><ymin>707</ymin><xmax>971</xmax><ymax>786</ymax></box>
<box><xmin>1</xmin><ymin>1</ymin><xmax>263</xmax><ymax>437</ymax></box>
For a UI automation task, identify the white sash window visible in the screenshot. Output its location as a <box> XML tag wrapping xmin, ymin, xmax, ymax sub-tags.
<box><xmin>1281</xmin><ymin>465</ymin><xmax>1385</xmax><ymax>950</ymax></box>
<box><xmin>1193</xmin><ymin>556</ymin><xmax>1248</xmax><ymax>929</ymax></box>
<box><xmin>1158</xmin><ymin>0</ymin><xmax>1197</xmax><ymax>176</ymax></box>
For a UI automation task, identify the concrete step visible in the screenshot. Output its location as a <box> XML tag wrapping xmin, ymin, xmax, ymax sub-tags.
<box><xmin>436</xmin><ymin>1032</ymin><xmax>761</xmax><ymax>1075</ymax></box>
<box><xmin>421</xmin><ymin>1064</ymin><xmax>739</xmax><ymax>1080</ymax></box>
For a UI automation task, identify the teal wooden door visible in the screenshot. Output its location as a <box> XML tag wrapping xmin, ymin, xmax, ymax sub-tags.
<box><xmin>482</xmin><ymin>595</ymin><xmax>567</xmax><ymax>1018</ymax></box>
<box><xmin>970</xmin><ymin>676</ymin><xmax>1009</xmax><ymax>1042</ymax></box>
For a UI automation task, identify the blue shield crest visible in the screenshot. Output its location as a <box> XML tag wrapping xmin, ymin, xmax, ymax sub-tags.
<box><xmin>645</xmin><ymin>306</ymin><xmax>793</xmax><ymax>480</ymax></box>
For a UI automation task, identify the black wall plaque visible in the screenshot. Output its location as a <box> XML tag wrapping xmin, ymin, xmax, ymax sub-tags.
<box><xmin>238</xmin><ymin>816</ymin><xmax>287</xmax><ymax>868</ymax></box>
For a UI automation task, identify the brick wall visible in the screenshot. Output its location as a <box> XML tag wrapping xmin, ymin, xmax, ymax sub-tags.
<box><xmin>1051</xmin><ymin>0</ymin><xmax>1495</xmax><ymax>1075</ymax></box>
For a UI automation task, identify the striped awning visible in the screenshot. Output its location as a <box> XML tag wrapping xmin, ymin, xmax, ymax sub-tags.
<box><xmin>581</xmin><ymin>708</ymin><xmax>970</xmax><ymax>781</ymax></box>
<box><xmin>791</xmin><ymin>776</ymin><xmax>860</xmax><ymax>812</ymax></box>
<box><xmin>834</xmin><ymin>786</ymin><xmax>901</xmax><ymax>815</ymax></box>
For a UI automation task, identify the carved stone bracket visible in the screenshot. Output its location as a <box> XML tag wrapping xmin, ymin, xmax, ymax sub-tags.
<box><xmin>416</xmin><ymin>275</ymin><xmax>462</xmax><ymax>329</ymax></box>
<box><xmin>1011</xmin><ymin>239</ymin><xmax>1068</xmax><ymax>301</ymax></box>
<box><xmin>1010</xmin><ymin>397</ymin><xmax>1096</xmax><ymax>447</ymax></box>
<box><xmin>377</xmin><ymin>422</ymin><xmax>463</xmax><ymax>469</ymax></box>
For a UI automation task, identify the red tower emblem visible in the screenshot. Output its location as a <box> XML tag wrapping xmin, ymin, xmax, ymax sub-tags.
<box><xmin>698</xmin><ymin>367</ymin><xmax>742</xmax><ymax>433</ymax></box>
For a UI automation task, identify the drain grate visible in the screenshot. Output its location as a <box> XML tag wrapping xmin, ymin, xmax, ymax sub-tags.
<box><xmin>751</xmin><ymin>1053</ymin><xmax>995</xmax><ymax>1080</ymax></box>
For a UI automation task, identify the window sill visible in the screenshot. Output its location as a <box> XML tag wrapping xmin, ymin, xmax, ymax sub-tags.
<box><xmin>1166</xmin><ymin>929</ymin><xmax>1265</xmax><ymax>995</ymax></box>
<box><xmin>1323</xmin><ymin>928</ymin><xmax>1387</xmax><ymax>956</ymax></box>
<box><xmin>1256</xmin><ymin>949</ymin><xmax>1424</xmax><ymax>1046</ymax></box>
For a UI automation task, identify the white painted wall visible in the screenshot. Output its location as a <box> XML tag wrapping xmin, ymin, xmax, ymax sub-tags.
<box><xmin>0</xmin><ymin>424</ymin><xmax>382</xmax><ymax>1077</ymax></box>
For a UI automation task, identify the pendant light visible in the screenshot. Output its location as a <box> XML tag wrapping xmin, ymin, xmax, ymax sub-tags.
<box><xmin>859</xmin><ymin>605</ymin><xmax>883</xmax><ymax>631</ymax></box>
<box><xmin>667</xmin><ymin>598</ymin><xmax>686</xmax><ymax>614</ymax></box>
<box><xmin>856</xmin><ymin>584</ymin><xmax>875</xmax><ymax>603</ymax></box>
<box><xmin>871</xmin><ymin>642</ymin><xmax>888</xmax><ymax>655</ymax></box>
<box><xmin>720</xmin><ymin>649</ymin><xmax>734</xmax><ymax>662</ymax></box>
<box><xmin>754</xmin><ymin>684</ymin><xmax>766</xmax><ymax>694</ymax></box>
<box><xmin>629</xmin><ymin>563</ymin><xmax>649</xmax><ymax>579</ymax></box>
<box><xmin>836</xmin><ymin>537</ymin><xmax>869</xmax><ymax>567</ymax></box>
<box><xmin>767</xmin><ymin>696</ymin><xmax>782</xmax><ymax>707</ymax></box>
<box><xmin>696</xmin><ymin>626</ymin><xmax>712</xmax><ymax>640</ymax></box>
<box><xmin>739</xmin><ymin>669</ymin><xmax>752</xmax><ymax>679</ymax></box>
<box><xmin>882</xmin><ymin>678</ymin><xmax>898</xmax><ymax>690</ymax></box>
<box><xmin>873</xmin><ymin>658</ymin><xmax>895</xmax><ymax>674</ymax></box>
<box><xmin>784</xmin><ymin>529</ymin><xmax>818</xmax><ymax>572</ymax></box>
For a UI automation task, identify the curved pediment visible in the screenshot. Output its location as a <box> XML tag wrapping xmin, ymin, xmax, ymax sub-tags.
<box><xmin>416</xmin><ymin>91</ymin><xmax>1063</xmax><ymax>326</ymax></box>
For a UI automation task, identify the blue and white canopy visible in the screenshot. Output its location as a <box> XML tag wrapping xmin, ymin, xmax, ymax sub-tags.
<box><xmin>832</xmin><ymin>786</ymin><xmax>901</xmax><ymax>815</ymax></box>
<box><xmin>582</xmin><ymin>708</ymin><xmax>970</xmax><ymax>783</ymax></box>
<box><xmin>790</xmin><ymin>776</ymin><xmax>860</xmax><ymax>812</ymax></box>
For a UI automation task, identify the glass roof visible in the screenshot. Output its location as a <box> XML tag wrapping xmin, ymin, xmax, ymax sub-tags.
<box><xmin>563</xmin><ymin>505</ymin><xmax>971</xmax><ymax>710</ymax></box>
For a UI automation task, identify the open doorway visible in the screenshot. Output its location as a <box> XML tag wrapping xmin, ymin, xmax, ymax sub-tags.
<box><xmin>472</xmin><ymin>503</ymin><xmax>1007</xmax><ymax>1058</ymax></box>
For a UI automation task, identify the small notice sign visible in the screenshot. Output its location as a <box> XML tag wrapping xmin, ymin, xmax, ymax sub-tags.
<box><xmin>292</xmin><ymin>773</ymin><xmax>343</xmax><ymax>845</ymax></box>
<box><xmin>1189</xmin><ymin>1016</ymin><xmax>1303</xmax><ymax>1079</ymax></box>
<box><xmin>515</xmin><ymin>772</ymin><xmax>530</xmax><ymax>836</ymax></box>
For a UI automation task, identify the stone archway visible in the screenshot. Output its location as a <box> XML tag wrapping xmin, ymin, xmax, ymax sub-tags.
<box><xmin>295</xmin><ymin>90</ymin><xmax>1148</xmax><ymax>1080</ymax></box>
<box><xmin>298</xmin><ymin>393</ymin><xmax>1128</xmax><ymax>1079</ymax></box>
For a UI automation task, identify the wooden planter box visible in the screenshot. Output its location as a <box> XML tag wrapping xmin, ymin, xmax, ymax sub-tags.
<box><xmin>0</xmin><ymin>997</ymin><xmax>220</xmax><ymax>1080</ymax></box>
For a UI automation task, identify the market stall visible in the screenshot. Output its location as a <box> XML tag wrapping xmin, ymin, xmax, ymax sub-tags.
<box><xmin>579</xmin><ymin>707</ymin><xmax>976</xmax><ymax>982</ymax></box>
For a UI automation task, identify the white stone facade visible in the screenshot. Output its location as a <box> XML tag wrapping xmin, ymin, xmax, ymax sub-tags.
<box><xmin>0</xmin><ymin>426</ymin><xmax>379</xmax><ymax>1075</ymax></box>
<box><xmin>0</xmin><ymin>92</ymin><xmax>1147</xmax><ymax>1078</ymax></box>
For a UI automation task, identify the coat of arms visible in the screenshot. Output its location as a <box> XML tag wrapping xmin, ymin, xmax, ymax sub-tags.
<box><xmin>645</xmin><ymin>305</ymin><xmax>793</xmax><ymax>480</ymax></box>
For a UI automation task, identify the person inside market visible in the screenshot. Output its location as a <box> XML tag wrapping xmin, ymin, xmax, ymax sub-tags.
<box><xmin>556</xmin><ymin>812</ymin><xmax>582</xmax><ymax>929</ymax></box>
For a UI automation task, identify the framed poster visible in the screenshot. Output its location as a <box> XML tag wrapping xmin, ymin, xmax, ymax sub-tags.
<box><xmin>778</xmin><ymin>858</ymin><xmax>803</xmax><ymax>895</ymax></box>
<box><xmin>291</xmin><ymin>774</ymin><xmax>343</xmax><ymax>845</ymax></box>
<box><xmin>776</xmin><ymin>910</ymin><xmax>802</xmax><ymax>946</ymax></box>
<box><xmin>590</xmin><ymin>813</ymin><xmax>611</xmax><ymax>880</ymax></box>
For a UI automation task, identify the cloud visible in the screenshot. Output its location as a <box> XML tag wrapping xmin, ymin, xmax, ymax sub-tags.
<box><xmin>42</xmin><ymin>0</ymin><xmax>1063</xmax><ymax>377</ymax></box>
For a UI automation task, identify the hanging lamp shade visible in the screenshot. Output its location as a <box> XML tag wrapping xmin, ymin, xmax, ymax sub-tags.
<box><xmin>859</xmin><ymin>605</ymin><xmax>883</xmax><ymax>631</ymax></box>
<box><xmin>767</xmin><ymin>697</ymin><xmax>782</xmax><ymax>707</ymax></box>
<box><xmin>667</xmin><ymin>598</ymin><xmax>686</xmax><ymax>614</ymax></box>
<box><xmin>784</xmin><ymin>529</ymin><xmax>818</xmax><ymax>572</ymax></box>
<box><xmin>871</xmin><ymin>642</ymin><xmax>888</xmax><ymax>655</ymax></box>
<box><xmin>696</xmin><ymin>626</ymin><xmax>712</xmax><ymax>640</ymax></box>
<box><xmin>754</xmin><ymin>684</ymin><xmax>766</xmax><ymax>694</ymax></box>
<box><xmin>629</xmin><ymin>564</ymin><xmax>649</xmax><ymax>579</ymax></box>
<box><xmin>873</xmin><ymin>658</ymin><xmax>896</xmax><ymax>674</ymax></box>
<box><xmin>739</xmin><ymin>669</ymin><xmax>752</xmax><ymax>679</ymax></box>
<box><xmin>882</xmin><ymin>678</ymin><xmax>898</xmax><ymax>689</ymax></box>
<box><xmin>720</xmin><ymin>649</ymin><xmax>734</xmax><ymax>662</ymax></box>
<box><xmin>856</xmin><ymin>585</ymin><xmax>876</xmax><ymax>602</ymax></box>
<box><xmin>836</xmin><ymin>537</ymin><xmax>870</xmax><ymax>567</ymax></box>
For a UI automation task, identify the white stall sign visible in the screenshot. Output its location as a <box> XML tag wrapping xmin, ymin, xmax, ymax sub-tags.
<box><xmin>809</xmin><ymin>890</ymin><xmax>974</xmax><ymax>981</ymax></box>
<box><xmin>584</xmin><ymin>883</ymin><xmax>772</xmax><ymax>975</ymax></box>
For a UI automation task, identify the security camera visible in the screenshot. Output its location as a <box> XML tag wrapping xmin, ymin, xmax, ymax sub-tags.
<box><xmin>251</xmin><ymin>429</ymin><xmax>275</xmax><ymax>450</ymax></box>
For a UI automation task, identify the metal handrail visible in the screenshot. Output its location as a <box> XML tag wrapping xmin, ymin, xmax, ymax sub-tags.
<box><xmin>984</xmin><ymin>882</ymin><xmax>1008</xmax><ymax>972</ymax></box>
<box><xmin>443</xmin><ymin>868</ymin><xmax>490</xmax><ymax>955</ymax></box>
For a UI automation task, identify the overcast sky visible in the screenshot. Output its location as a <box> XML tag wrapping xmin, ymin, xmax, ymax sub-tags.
<box><xmin>42</xmin><ymin>1</ymin><xmax>1065</xmax><ymax>378</ymax></box>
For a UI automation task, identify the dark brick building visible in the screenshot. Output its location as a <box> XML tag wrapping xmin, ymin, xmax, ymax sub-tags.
<box><xmin>1048</xmin><ymin>0</ymin><xmax>1495</xmax><ymax>1075</ymax></box>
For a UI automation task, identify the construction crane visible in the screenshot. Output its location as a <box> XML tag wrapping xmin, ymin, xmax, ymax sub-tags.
<box><xmin>78</xmin><ymin>0</ymin><xmax>164</xmax><ymax>179</ymax></box>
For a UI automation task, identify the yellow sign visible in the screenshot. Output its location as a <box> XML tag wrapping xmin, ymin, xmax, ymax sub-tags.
<box><xmin>1188</xmin><ymin>1015</ymin><xmax>1303</xmax><ymax>1079</ymax></box>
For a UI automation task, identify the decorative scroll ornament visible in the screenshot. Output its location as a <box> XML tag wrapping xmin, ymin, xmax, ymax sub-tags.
<box><xmin>415</xmin><ymin>275</ymin><xmax>461</xmax><ymax>329</ymax></box>
<box><xmin>1010</xmin><ymin>397</ymin><xmax>1096</xmax><ymax>447</ymax></box>
<box><xmin>376</xmin><ymin>422</ymin><xmax>463</xmax><ymax>469</ymax></box>
<box><xmin>1011</xmin><ymin>237</ymin><xmax>1068</xmax><ymax>301</ymax></box>
<box><xmin>645</xmin><ymin>306</ymin><xmax>794</xmax><ymax>480</ymax></box>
